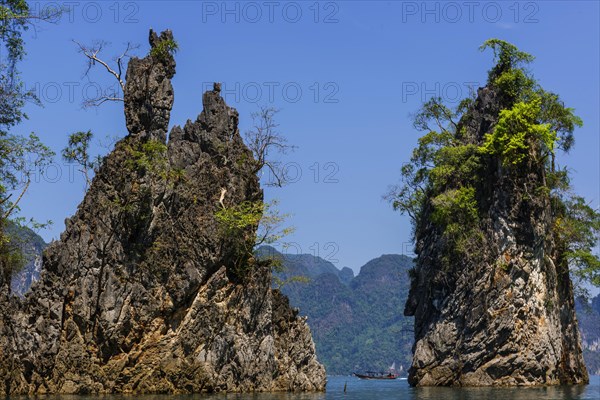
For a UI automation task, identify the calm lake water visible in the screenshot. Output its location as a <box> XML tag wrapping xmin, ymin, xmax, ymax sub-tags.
<box><xmin>24</xmin><ymin>375</ymin><xmax>597</xmax><ymax>400</ymax></box>
<box><xmin>213</xmin><ymin>375</ymin><xmax>600</xmax><ymax>399</ymax></box>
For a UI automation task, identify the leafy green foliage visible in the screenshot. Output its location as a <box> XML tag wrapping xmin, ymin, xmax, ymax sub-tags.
<box><xmin>0</xmin><ymin>133</ymin><xmax>53</xmax><ymax>243</ymax></box>
<box><xmin>554</xmin><ymin>196</ymin><xmax>600</xmax><ymax>288</ymax></box>
<box><xmin>150</xmin><ymin>38</ymin><xmax>178</xmax><ymax>61</ymax></box>
<box><xmin>0</xmin><ymin>219</ymin><xmax>24</xmax><ymax>285</ymax></box>
<box><xmin>412</xmin><ymin>97</ymin><xmax>459</xmax><ymax>133</ymax></box>
<box><xmin>272</xmin><ymin>273</ymin><xmax>310</xmax><ymax>290</ymax></box>
<box><xmin>256</xmin><ymin>199</ymin><xmax>295</xmax><ymax>246</ymax></box>
<box><xmin>538</xmin><ymin>91</ymin><xmax>583</xmax><ymax>153</ymax></box>
<box><xmin>480</xmin><ymin>98</ymin><xmax>556</xmax><ymax>166</ymax></box>
<box><xmin>480</xmin><ymin>39</ymin><xmax>535</xmax><ymax>82</ymax></box>
<box><xmin>215</xmin><ymin>200</ymin><xmax>293</xmax><ymax>248</ymax></box>
<box><xmin>492</xmin><ymin>68</ymin><xmax>535</xmax><ymax>102</ymax></box>
<box><xmin>62</xmin><ymin>130</ymin><xmax>101</xmax><ymax>189</ymax></box>
<box><xmin>63</xmin><ymin>133</ymin><xmax>184</xmax><ymax>193</ymax></box>
<box><xmin>430</xmin><ymin>185</ymin><xmax>484</xmax><ymax>270</ymax></box>
<box><xmin>215</xmin><ymin>200</ymin><xmax>263</xmax><ymax>240</ymax></box>
<box><xmin>0</xmin><ymin>0</ymin><xmax>35</xmax><ymax>130</ymax></box>
<box><xmin>126</xmin><ymin>139</ymin><xmax>168</xmax><ymax>173</ymax></box>
<box><xmin>123</xmin><ymin>139</ymin><xmax>185</xmax><ymax>185</ymax></box>
<box><xmin>0</xmin><ymin>131</ymin><xmax>53</xmax><ymax>285</ymax></box>
<box><xmin>388</xmin><ymin>39</ymin><xmax>599</xmax><ymax>289</ymax></box>
<box><xmin>215</xmin><ymin>199</ymin><xmax>294</xmax><ymax>279</ymax></box>
<box><xmin>0</xmin><ymin>1</ymin><xmax>59</xmax><ymax>286</ymax></box>
<box><xmin>386</xmin><ymin>116</ymin><xmax>456</xmax><ymax>226</ymax></box>
<box><xmin>429</xmin><ymin>144</ymin><xmax>482</xmax><ymax>189</ymax></box>
<box><xmin>101</xmin><ymin>138</ymin><xmax>184</xmax><ymax>261</ymax></box>
<box><xmin>0</xmin><ymin>132</ymin><xmax>53</xmax><ymax>193</ymax></box>
<box><xmin>431</xmin><ymin>186</ymin><xmax>479</xmax><ymax>229</ymax></box>
<box><xmin>387</xmin><ymin>100</ymin><xmax>482</xmax><ymax>252</ymax></box>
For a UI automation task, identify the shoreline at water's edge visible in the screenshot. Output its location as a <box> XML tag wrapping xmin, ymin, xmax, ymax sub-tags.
<box><xmin>326</xmin><ymin>375</ymin><xmax>600</xmax><ymax>386</ymax></box>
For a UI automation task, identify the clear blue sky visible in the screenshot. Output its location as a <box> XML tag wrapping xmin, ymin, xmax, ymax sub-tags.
<box><xmin>11</xmin><ymin>1</ymin><xmax>600</xmax><ymax>276</ymax></box>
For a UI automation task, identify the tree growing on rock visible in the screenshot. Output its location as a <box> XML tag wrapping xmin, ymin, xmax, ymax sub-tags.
<box><xmin>61</xmin><ymin>130</ymin><xmax>97</xmax><ymax>189</ymax></box>
<box><xmin>388</xmin><ymin>39</ymin><xmax>597</xmax><ymax>386</ymax></box>
<box><xmin>73</xmin><ymin>40</ymin><xmax>138</xmax><ymax>108</ymax></box>
<box><xmin>244</xmin><ymin>106</ymin><xmax>296</xmax><ymax>187</ymax></box>
<box><xmin>73</xmin><ymin>35</ymin><xmax>178</xmax><ymax>109</ymax></box>
<box><xmin>388</xmin><ymin>38</ymin><xmax>599</xmax><ymax>293</ymax></box>
<box><xmin>215</xmin><ymin>107</ymin><xmax>299</xmax><ymax>280</ymax></box>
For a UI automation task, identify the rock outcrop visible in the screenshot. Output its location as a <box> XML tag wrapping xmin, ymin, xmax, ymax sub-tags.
<box><xmin>404</xmin><ymin>82</ymin><xmax>589</xmax><ymax>386</ymax></box>
<box><xmin>0</xmin><ymin>29</ymin><xmax>325</xmax><ymax>394</ymax></box>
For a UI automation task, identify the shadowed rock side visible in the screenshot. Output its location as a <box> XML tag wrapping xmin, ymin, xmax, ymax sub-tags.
<box><xmin>404</xmin><ymin>86</ymin><xmax>588</xmax><ymax>386</ymax></box>
<box><xmin>0</xmin><ymin>30</ymin><xmax>325</xmax><ymax>394</ymax></box>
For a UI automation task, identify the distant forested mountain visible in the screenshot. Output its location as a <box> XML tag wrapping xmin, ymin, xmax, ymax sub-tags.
<box><xmin>6</xmin><ymin>223</ymin><xmax>46</xmax><ymax>296</ymax></box>
<box><xmin>262</xmin><ymin>246</ymin><xmax>414</xmax><ymax>375</ymax></box>
<box><xmin>576</xmin><ymin>296</ymin><xmax>600</xmax><ymax>375</ymax></box>
<box><xmin>263</xmin><ymin>246</ymin><xmax>600</xmax><ymax>376</ymax></box>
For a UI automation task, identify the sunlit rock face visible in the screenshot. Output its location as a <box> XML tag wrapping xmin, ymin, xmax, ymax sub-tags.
<box><xmin>405</xmin><ymin>85</ymin><xmax>588</xmax><ymax>387</ymax></box>
<box><xmin>0</xmin><ymin>29</ymin><xmax>326</xmax><ymax>395</ymax></box>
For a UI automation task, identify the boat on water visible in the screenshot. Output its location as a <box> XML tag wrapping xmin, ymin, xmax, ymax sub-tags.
<box><xmin>354</xmin><ymin>362</ymin><xmax>402</xmax><ymax>380</ymax></box>
<box><xmin>354</xmin><ymin>371</ymin><xmax>399</xmax><ymax>380</ymax></box>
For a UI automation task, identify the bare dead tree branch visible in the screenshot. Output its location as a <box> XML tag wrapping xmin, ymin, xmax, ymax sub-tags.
<box><xmin>244</xmin><ymin>107</ymin><xmax>297</xmax><ymax>187</ymax></box>
<box><xmin>82</xmin><ymin>94</ymin><xmax>125</xmax><ymax>109</ymax></box>
<box><xmin>73</xmin><ymin>40</ymin><xmax>139</xmax><ymax>108</ymax></box>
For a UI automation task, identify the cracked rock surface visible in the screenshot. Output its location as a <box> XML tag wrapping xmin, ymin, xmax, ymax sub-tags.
<box><xmin>405</xmin><ymin>85</ymin><xmax>588</xmax><ymax>387</ymax></box>
<box><xmin>0</xmin><ymin>29</ymin><xmax>326</xmax><ymax>395</ymax></box>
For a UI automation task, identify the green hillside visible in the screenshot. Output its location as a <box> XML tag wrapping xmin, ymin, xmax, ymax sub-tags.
<box><xmin>265</xmin><ymin>247</ymin><xmax>414</xmax><ymax>375</ymax></box>
<box><xmin>265</xmin><ymin>247</ymin><xmax>600</xmax><ymax>376</ymax></box>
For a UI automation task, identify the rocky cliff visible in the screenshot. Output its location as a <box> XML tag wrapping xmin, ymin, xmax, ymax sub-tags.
<box><xmin>0</xmin><ymin>29</ymin><xmax>325</xmax><ymax>394</ymax></box>
<box><xmin>403</xmin><ymin>44</ymin><xmax>589</xmax><ymax>386</ymax></box>
<box><xmin>11</xmin><ymin>237</ymin><xmax>600</xmax><ymax>378</ymax></box>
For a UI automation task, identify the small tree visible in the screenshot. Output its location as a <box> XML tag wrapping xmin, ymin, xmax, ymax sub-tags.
<box><xmin>61</xmin><ymin>130</ymin><xmax>98</xmax><ymax>189</ymax></box>
<box><xmin>73</xmin><ymin>35</ymin><xmax>178</xmax><ymax>109</ymax></box>
<box><xmin>149</xmin><ymin>37</ymin><xmax>178</xmax><ymax>61</ymax></box>
<box><xmin>244</xmin><ymin>106</ymin><xmax>296</xmax><ymax>187</ymax></box>
<box><xmin>215</xmin><ymin>199</ymin><xmax>295</xmax><ymax>277</ymax></box>
<box><xmin>387</xmin><ymin>39</ymin><xmax>600</xmax><ymax>293</ymax></box>
<box><xmin>0</xmin><ymin>132</ymin><xmax>54</xmax><ymax>288</ymax></box>
<box><xmin>0</xmin><ymin>1</ymin><xmax>60</xmax><ymax>289</ymax></box>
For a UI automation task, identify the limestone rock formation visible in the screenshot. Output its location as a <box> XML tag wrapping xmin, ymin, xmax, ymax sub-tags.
<box><xmin>0</xmin><ymin>30</ymin><xmax>325</xmax><ymax>394</ymax></box>
<box><xmin>404</xmin><ymin>84</ymin><xmax>588</xmax><ymax>386</ymax></box>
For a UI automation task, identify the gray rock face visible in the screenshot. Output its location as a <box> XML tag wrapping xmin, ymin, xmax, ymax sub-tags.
<box><xmin>0</xmin><ymin>30</ymin><xmax>325</xmax><ymax>394</ymax></box>
<box><xmin>405</xmin><ymin>86</ymin><xmax>588</xmax><ymax>386</ymax></box>
<box><xmin>124</xmin><ymin>29</ymin><xmax>176</xmax><ymax>141</ymax></box>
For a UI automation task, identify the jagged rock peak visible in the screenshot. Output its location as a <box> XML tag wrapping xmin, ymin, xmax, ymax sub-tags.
<box><xmin>124</xmin><ymin>29</ymin><xmax>176</xmax><ymax>141</ymax></box>
<box><xmin>0</xmin><ymin>29</ymin><xmax>326</xmax><ymax>394</ymax></box>
<box><xmin>405</xmin><ymin>82</ymin><xmax>588</xmax><ymax>387</ymax></box>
